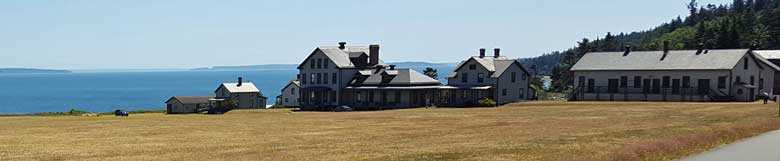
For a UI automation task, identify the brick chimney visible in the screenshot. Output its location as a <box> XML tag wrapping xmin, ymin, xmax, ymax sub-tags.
<box><xmin>369</xmin><ymin>44</ymin><xmax>380</xmax><ymax>66</ymax></box>
<box><xmin>493</xmin><ymin>48</ymin><xmax>501</xmax><ymax>58</ymax></box>
<box><xmin>479</xmin><ymin>48</ymin><xmax>486</xmax><ymax>58</ymax></box>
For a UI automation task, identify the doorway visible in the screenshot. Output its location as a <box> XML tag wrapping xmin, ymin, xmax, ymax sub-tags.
<box><xmin>697</xmin><ymin>79</ymin><xmax>710</xmax><ymax>95</ymax></box>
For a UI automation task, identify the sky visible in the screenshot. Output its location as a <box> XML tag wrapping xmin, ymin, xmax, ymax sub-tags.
<box><xmin>0</xmin><ymin>0</ymin><xmax>731</xmax><ymax>69</ymax></box>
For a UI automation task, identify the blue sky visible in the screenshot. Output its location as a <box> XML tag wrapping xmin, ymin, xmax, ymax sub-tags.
<box><xmin>0</xmin><ymin>0</ymin><xmax>730</xmax><ymax>69</ymax></box>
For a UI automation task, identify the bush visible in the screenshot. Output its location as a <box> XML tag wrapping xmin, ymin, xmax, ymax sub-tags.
<box><xmin>478</xmin><ymin>98</ymin><xmax>497</xmax><ymax>107</ymax></box>
<box><xmin>67</xmin><ymin>109</ymin><xmax>90</xmax><ymax>115</ymax></box>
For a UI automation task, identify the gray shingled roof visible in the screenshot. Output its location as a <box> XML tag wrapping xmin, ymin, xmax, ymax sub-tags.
<box><xmin>355</xmin><ymin>69</ymin><xmax>441</xmax><ymax>86</ymax></box>
<box><xmin>754</xmin><ymin>50</ymin><xmax>780</xmax><ymax>59</ymax></box>
<box><xmin>299</xmin><ymin>46</ymin><xmax>387</xmax><ymax>69</ymax></box>
<box><xmin>166</xmin><ymin>96</ymin><xmax>212</xmax><ymax>104</ymax></box>
<box><xmin>282</xmin><ymin>80</ymin><xmax>299</xmax><ymax>91</ymax></box>
<box><xmin>571</xmin><ymin>49</ymin><xmax>751</xmax><ymax>71</ymax></box>
<box><xmin>447</xmin><ymin>56</ymin><xmax>526</xmax><ymax>78</ymax></box>
<box><xmin>752</xmin><ymin>50</ymin><xmax>780</xmax><ymax>71</ymax></box>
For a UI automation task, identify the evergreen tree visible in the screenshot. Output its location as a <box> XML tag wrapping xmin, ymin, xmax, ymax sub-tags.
<box><xmin>422</xmin><ymin>67</ymin><xmax>438</xmax><ymax>80</ymax></box>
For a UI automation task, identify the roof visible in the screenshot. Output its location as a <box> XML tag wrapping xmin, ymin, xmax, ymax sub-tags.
<box><xmin>344</xmin><ymin>85</ymin><xmax>444</xmax><ymax>90</ymax></box>
<box><xmin>352</xmin><ymin>68</ymin><xmax>441</xmax><ymax>87</ymax></box>
<box><xmin>439</xmin><ymin>85</ymin><xmax>493</xmax><ymax>90</ymax></box>
<box><xmin>297</xmin><ymin>46</ymin><xmax>386</xmax><ymax>69</ymax></box>
<box><xmin>571</xmin><ymin>49</ymin><xmax>751</xmax><ymax>71</ymax></box>
<box><xmin>281</xmin><ymin>80</ymin><xmax>300</xmax><ymax>91</ymax></box>
<box><xmin>754</xmin><ymin>50</ymin><xmax>780</xmax><ymax>59</ymax></box>
<box><xmin>217</xmin><ymin>82</ymin><xmax>260</xmax><ymax>93</ymax></box>
<box><xmin>752</xmin><ymin>50</ymin><xmax>780</xmax><ymax>71</ymax></box>
<box><xmin>166</xmin><ymin>96</ymin><xmax>212</xmax><ymax>104</ymax></box>
<box><xmin>447</xmin><ymin>56</ymin><xmax>529</xmax><ymax>78</ymax></box>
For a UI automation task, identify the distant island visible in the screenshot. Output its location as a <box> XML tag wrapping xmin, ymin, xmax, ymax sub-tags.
<box><xmin>192</xmin><ymin>62</ymin><xmax>458</xmax><ymax>71</ymax></box>
<box><xmin>0</xmin><ymin>68</ymin><xmax>72</xmax><ymax>74</ymax></box>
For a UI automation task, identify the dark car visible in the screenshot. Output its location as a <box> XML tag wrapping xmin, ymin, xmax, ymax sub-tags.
<box><xmin>114</xmin><ymin>110</ymin><xmax>129</xmax><ymax>117</ymax></box>
<box><xmin>333</xmin><ymin>105</ymin><xmax>353</xmax><ymax>112</ymax></box>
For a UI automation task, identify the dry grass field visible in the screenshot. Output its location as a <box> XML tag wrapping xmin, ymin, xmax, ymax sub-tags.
<box><xmin>1</xmin><ymin>101</ymin><xmax>779</xmax><ymax>161</ymax></box>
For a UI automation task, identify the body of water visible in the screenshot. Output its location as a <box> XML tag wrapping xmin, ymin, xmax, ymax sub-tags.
<box><xmin>0</xmin><ymin>67</ymin><xmax>454</xmax><ymax>114</ymax></box>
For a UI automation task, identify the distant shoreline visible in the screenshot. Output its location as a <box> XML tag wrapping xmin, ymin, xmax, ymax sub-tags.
<box><xmin>0</xmin><ymin>68</ymin><xmax>71</xmax><ymax>74</ymax></box>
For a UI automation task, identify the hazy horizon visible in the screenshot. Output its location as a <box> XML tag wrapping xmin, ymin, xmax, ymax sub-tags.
<box><xmin>2</xmin><ymin>0</ymin><xmax>730</xmax><ymax>69</ymax></box>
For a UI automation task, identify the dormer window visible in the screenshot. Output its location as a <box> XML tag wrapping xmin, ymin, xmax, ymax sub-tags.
<box><xmin>469</xmin><ymin>64</ymin><xmax>477</xmax><ymax>70</ymax></box>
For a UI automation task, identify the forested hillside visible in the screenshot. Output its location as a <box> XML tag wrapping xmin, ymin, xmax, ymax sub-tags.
<box><xmin>524</xmin><ymin>0</ymin><xmax>780</xmax><ymax>92</ymax></box>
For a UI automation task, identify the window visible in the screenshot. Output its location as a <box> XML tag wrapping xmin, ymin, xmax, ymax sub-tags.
<box><xmin>682</xmin><ymin>76</ymin><xmax>691</xmax><ymax>88</ymax></box>
<box><xmin>672</xmin><ymin>79</ymin><xmax>681</xmax><ymax>94</ymax></box>
<box><xmin>317</xmin><ymin>59</ymin><xmax>322</xmax><ymax>69</ymax></box>
<box><xmin>323</xmin><ymin>59</ymin><xmax>329</xmax><ymax>68</ymax></box>
<box><xmin>310</xmin><ymin>59</ymin><xmax>315</xmax><ymax>68</ymax></box>
<box><xmin>662</xmin><ymin>76</ymin><xmax>670</xmax><ymax>88</ymax></box>
<box><xmin>608</xmin><ymin>79</ymin><xmax>619</xmax><ymax>93</ymax></box>
<box><xmin>737</xmin><ymin>89</ymin><xmax>744</xmax><ymax>94</ymax></box>
<box><xmin>718</xmin><ymin>76</ymin><xmax>727</xmax><ymax>89</ymax></box>
<box><xmin>652</xmin><ymin>79</ymin><xmax>661</xmax><ymax>94</ymax></box>
<box><xmin>620</xmin><ymin>76</ymin><xmax>628</xmax><ymax>88</ymax></box>
<box><xmin>634</xmin><ymin>76</ymin><xmax>642</xmax><ymax>88</ymax></box>
<box><xmin>579</xmin><ymin>76</ymin><xmax>586</xmax><ymax>87</ymax></box>
<box><xmin>356</xmin><ymin>92</ymin><xmax>363</xmax><ymax>103</ymax></box>
<box><xmin>519</xmin><ymin>88</ymin><xmax>525</xmax><ymax>98</ymax></box>
<box><xmin>332</xmin><ymin>73</ymin><xmax>337</xmax><ymax>84</ymax></box>
<box><xmin>477</xmin><ymin>73</ymin><xmax>485</xmax><ymax>83</ymax></box>
<box><xmin>760</xmin><ymin>78</ymin><xmax>764</xmax><ymax>89</ymax></box>
<box><xmin>291</xmin><ymin>88</ymin><xmax>296</xmax><ymax>95</ymax></box>
<box><xmin>285</xmin><ymin>98</ymin><xmax>289</xmax><ymax>102</ymax></box>
<box><xmin>587</xmin><ymin>79</ymin><xmax>595</xmax><ymax>93</ymax></box>
<box><xmin>736</xmin><ymin>76</ymin><xmax>742</xmax><ymax>84</ymax></box>
<box><xmin>461</xmin><ymin>73</ymin><xmax>468</xmax><ymax>83</ymax></box>
<box><xmin>316</xmin><ymin>73</ymin><xmax>322</xmax><ymax>84</ymax></box>
<box><xmin>301</xmin><ymin>73</ymin><xmax>307</xmax><ymax>84</ymax></box>
<box><xmin>750</xmin><ymin>76</ymin><xmax>755</xmax><ymax>85</ymax></box>
<box><xmin>744</xmin><ymin>58</ymin><xmax>748</xmax><ymax>70</ymax></box>
<box><xmin>469</xmin><ymin>64</ymin><xmax>477</xmax><ymax>70</ymax></box>
<box><xmin>511</xmin><ymin>72</ymin><xmax>517</xmax><ymax>82</ymax></box>
<box><xmin>310</xmin><ymin>74</ymin><xmax>316</xmax><ymax>85</ymax></box>
<box><xmin>502</xmin><ymin>89</ymin><xmax>507</xmax><ymax>96</ymax></box>
<box><xmin>323</xmin><ymin>73</ymin><xmax>329</xmax><ymax>84</ymax></box>
<box><xmin>522</xmin><ymin>74</ymin><xmax>527</xmax><ymax>80</ymax></box>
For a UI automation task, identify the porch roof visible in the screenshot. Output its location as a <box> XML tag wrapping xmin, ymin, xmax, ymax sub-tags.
<box><xmin>344</xmin><ymin>85</ymin><xmax>444</xmax><ymax>90</ymax></box>
<box><xmin>439</xmin><ymin>85</ymin><xmax>493</xmax><ymax>90</ymax></box>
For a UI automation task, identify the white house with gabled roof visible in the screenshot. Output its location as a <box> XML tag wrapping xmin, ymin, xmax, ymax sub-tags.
<box><xmin>215</xmin><ymin>77</ymin><xmax>267</xmax><ymax>109</ymax></box>
<box><xmin>444</xmin><ymin>48</ymin><xmax>535</xmax><ymax>105</ymax></box>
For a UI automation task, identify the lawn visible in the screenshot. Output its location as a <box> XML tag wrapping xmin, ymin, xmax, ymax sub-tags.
<box><xmin>1</xmin><ymin>101</ymin><xmax>778</xmax><ymax>161</ymax></box>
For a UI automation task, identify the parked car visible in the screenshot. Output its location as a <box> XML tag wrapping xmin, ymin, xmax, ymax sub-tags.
<box><xmin>114</xmin><ymin>110</ymin><xmax>129</xmax><ymax>117</ymax></box>
<box><xmin>333</xmin><ymin>105</ymin><xmax>353</xmax><ymax>112</ymax></box>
